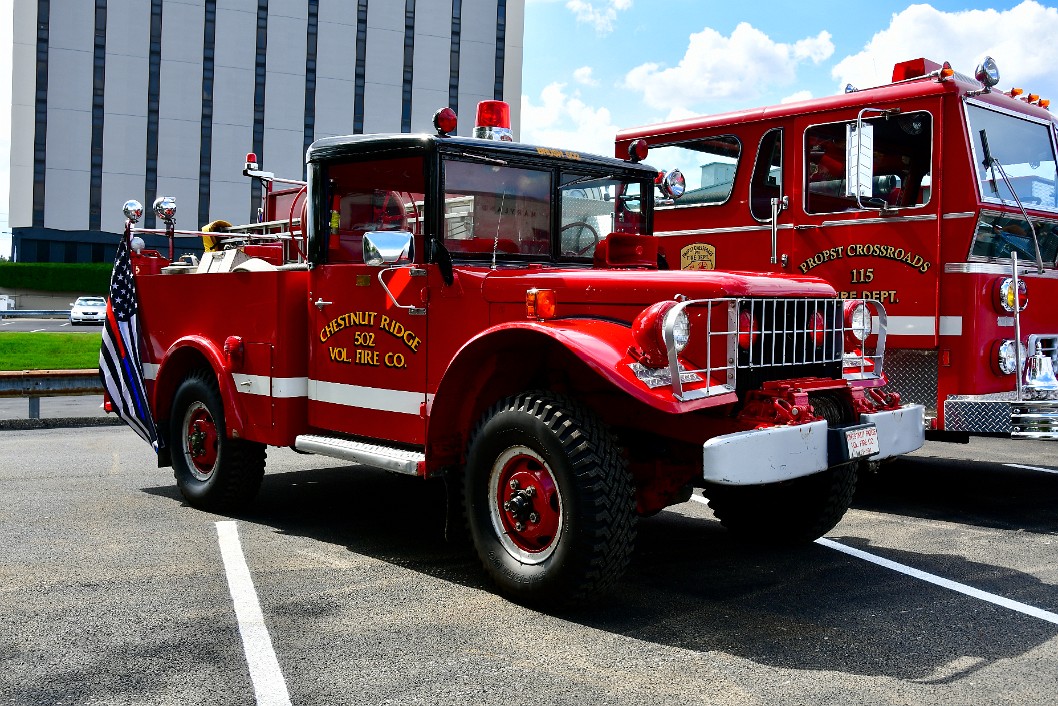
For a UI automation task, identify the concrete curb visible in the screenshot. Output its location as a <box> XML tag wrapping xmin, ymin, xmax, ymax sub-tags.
<box><xmin>0</xmin><ymin>416</ymin><xmax>126</xmax><ymax>431</ymax></box>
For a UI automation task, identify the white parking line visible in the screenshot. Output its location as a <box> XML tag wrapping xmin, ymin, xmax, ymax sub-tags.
<box><xmin>1004</xmin><ymin>463</ymin><xmax>1058</xmax><ymax>475</ymax></box>
<box><xmin>216</xmin><ymin>521</ymin><xmax>293</xmax><ymax>706</ymax></box>
<box><xmin>689</xmin><ymin>495</ymin><xmax>1058</xmax><ymax>625</ymax></box>
<box><xmin>30</xmin><ymin>328</ymin><xmax>46</xmax><ymax>333</ymax></box>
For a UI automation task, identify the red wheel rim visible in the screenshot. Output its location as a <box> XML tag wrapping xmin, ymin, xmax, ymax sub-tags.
<box><xmin>488</xmin><ymin>446</ymin><xmax>563</xmax><ymax>563</ymax></box>
<box><xmin>182</xmin><ymin>401</ymin><xmax>219</xmax><ymax>481</ymax></box>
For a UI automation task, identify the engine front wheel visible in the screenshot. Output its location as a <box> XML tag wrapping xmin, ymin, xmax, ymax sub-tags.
<box><xmin>170</xmin><ymin>370</ymin><xmax>265</xmax><ymax>512</ymax></box>
<box><xmin>705</xmin><ymin>461</ymin><xmax>858</xmax><ymax>545</ymax></box>
<box><xmin>464</xmin><ymin>392</ymin><xmax>636</xmax><ymax>607</ymax></box>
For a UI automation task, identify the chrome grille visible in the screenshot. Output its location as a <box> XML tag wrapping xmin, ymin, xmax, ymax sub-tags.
<box><xmin>736</xmin><ymin>298</ymin><xmax>844</xmax><ymax>368</ymax></box>
<box><xmin>636</xmin><ymin>296</ymin><xmax>885</xmax><ymax>403</ymax></box>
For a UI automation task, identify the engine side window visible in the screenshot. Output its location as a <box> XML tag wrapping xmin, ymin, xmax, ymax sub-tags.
<box><xmin>442</xmin><ymin>160</ymin><xmax>552</xmax><ymax>259</ymax></box>
<box><xmin>647</xmin><ymin>135</ymin><xmax>741</xmax><ymax>208</ymax></box>
<box><xmin>805</xmin><ymin>112</ymin><xmax>932</xmax><ymax>214</ymax></box>
<box><xmin>750</xmin><ymin>129</ymin><xmax>783</xmax><ymax>221</ymax></box>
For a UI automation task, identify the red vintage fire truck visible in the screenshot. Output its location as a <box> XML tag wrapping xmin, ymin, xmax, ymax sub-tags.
<box><xmin>617</xmin><ymin>57</ymin><xmax>1058</xmax><ymax>440</ymax></box>
<box><xmin>114</xmin><ymin>102</ymin><xmax>922</xmax><ymax>606</ymax></box>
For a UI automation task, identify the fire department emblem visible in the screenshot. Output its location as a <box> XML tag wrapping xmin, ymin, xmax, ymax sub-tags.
<box><xmin>680</xmin><ymin>243</ymin><xmax>715</xmax><ymax>271</ymax></box>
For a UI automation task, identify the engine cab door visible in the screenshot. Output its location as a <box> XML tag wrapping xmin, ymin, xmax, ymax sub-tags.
<box><xmin>307</xmin><ymin>155</ymin><xmax>429</xmax><ymax>446</ymax></box>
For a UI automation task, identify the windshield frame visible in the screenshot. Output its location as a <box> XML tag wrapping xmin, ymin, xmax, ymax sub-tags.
<box><xmin>964</xmin><ymin>98</ymin><xmax>1058</xmax><ymax>214</ymax></box>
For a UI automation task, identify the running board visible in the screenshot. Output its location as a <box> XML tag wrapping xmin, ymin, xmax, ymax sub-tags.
<box><xmin>294</xmin><ymin>435</ymin><xmax>425</xmax><ymax>475</ymax></box>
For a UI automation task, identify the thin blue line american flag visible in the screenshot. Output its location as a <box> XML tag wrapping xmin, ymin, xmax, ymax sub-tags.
<box><xmin>99</xmin><ymin>232</ymin><xmax>160</xmax><ymax>450</ymax></box>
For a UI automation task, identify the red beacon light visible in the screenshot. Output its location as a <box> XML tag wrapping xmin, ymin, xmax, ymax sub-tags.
<box><xmin>433</xmin><ymin>107</ymin><xmax>458</xmax><ymax>136</ymax></box>
<box><xmin>245</xmin><ymin>152</ymin><xmax>258</xmax><ymax>170</ymax></box>
<box><xmin>473</xmin><ymin>100</ymin><xmax>513</xmax><ymax>141</ymax></box>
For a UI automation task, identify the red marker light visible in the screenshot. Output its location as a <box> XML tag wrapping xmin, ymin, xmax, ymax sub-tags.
<box><xmin>628</xmin><ymin>139</ymin><xmax>649</xmax><ymax>163</ymax></box>
<box><xmin>433</xmin><ymin>107</ymin><xmax>458</xmax><ymax>136</ymax></box>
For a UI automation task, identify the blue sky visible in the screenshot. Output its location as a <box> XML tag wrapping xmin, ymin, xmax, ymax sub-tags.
<box><xmin>4</xmin><ymin>1</ymin><xmax>1058</xmax><ymax>258</ymax></box>
<box><xmin>519</xmin><ymin>1</ymin><xmax>1058</xmax><ymax>155</ymax></box>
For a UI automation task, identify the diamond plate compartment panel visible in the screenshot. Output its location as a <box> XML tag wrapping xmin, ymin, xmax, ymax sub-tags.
<box><xmin>882</xmin><ymin>349</ymin><xmax>938</xmax><ymax>416</ymax></box>
<box><xmin>944</xmin><ymin>398</ymin><xmax>1012</xmax><ymax>434</ymax></box>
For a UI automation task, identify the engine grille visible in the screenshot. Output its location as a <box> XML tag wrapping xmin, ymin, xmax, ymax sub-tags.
<box><xmin>736</xmin><ymin>298</ymin><xmax>844</xmax><ymax>369</ymax></box>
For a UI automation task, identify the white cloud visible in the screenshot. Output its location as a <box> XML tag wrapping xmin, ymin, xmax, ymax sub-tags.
<box><xmin>572</xmin><ymin>66</ymin><xmax>598</xmax><ymax>86</ymax></box>
<box><xmin>520</xmin><ymin>83</ymin><xmax>620</xmax><ymax>158</ymax></box>
<box><xmin>565</xmin><ymin>0</ymin><xmax>632</xmax><ymax>35</ymax></box>
<box><xmin>833</xmin><ymin>1</ymin><xmax>1058</xmax><ymax>97</ymax></box>
<box><xmin>781</xmin><ymin>90</ymin><xmax>813</xmax><ymax>104</ymax></box>
<box><xmin>623</xmin><ymin>22</ymin><xmax>833</xmax><ymax>113</ymax></box>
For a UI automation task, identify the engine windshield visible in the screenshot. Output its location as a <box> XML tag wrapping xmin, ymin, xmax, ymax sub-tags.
<box><xmin>967</xmin><ymin>102</ymin><xmax>1058</xmax><ymax>212</ymax></box>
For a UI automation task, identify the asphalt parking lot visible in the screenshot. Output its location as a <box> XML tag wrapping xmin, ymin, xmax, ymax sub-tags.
<box><xmin>2</xmin><ymin>426</ymin><xmax>1056</xmax><ymax>705</ymax></box>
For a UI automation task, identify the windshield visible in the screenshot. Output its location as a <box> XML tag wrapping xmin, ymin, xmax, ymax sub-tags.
<box><xmin>441</xmin><ymin>157</ymin><xmax>648</xmax><ymax>263</ymax></box>
<box><xmin>77</xmin><ymin>297</ymin><xmax>105</xmax><ymax>306</ymax></box>
<box><xmin>967</xmin><ymin>102</ymin><xmax>1058</xmax><ymax>212</ymax></box>
<box><xmin>559</xmin><ymin>174</ymin><xmax>645</xmax><ymax>261</ymax></box>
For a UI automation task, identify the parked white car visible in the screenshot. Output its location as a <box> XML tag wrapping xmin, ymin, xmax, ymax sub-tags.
<box><xmin>69</xmin><ymin>296</ymin><xmax>107</xmax><ymax>325</ymax></box>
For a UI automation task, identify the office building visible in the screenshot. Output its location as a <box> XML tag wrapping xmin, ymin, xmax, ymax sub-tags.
<box><xmin>9</xmin><ymin>0</ymin><xmax>523</xmax><ymax>262</ymax></box>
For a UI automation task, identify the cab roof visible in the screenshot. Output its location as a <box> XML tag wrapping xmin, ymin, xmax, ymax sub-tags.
<box><xmin>307</xmin><ymin>133</ymin><xmax>657</xmax><ymax>179</ymax></box>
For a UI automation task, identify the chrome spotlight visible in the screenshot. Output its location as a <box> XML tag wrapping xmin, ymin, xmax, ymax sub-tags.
<box><xmin>153</xmin><ymin>196</ymin><xmax>177</xmax><ymax>224</ymax></box>
<box><xmin>123</xmin><ymin>199</ymin><xmax>143</xmax><ymax>223</ymax></box>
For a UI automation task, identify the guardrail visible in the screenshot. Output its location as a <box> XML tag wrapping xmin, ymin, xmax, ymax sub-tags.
<box><xmin>0</xmin><ymin>310</ymin><xmax>69</xmax><ymax>318</ymax></box>
<box><xmin>0</xmin><ymin>369</ymin><xmax>103</xmax><ymax>418</ymax></box>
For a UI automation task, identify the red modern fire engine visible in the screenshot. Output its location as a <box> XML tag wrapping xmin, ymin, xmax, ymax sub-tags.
<box><xmin>617</xmin><ymin>57</ymin><xmax>1058</xmax><ymax>440</ymax></box>
<box><xmin>113</xmin><ymin>102</ymin><xmax>922</xmax><ymax>605</ymax></box>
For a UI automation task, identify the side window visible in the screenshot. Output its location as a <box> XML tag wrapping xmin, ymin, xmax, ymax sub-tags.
<box><xmin>750</xmin><ymin>129</ymin><xmax>782</xmax><ymax>221</ymax></box>
<box><xmin>805</xmin><ymin>111</ymin><xmax>933</xmax><ymax>214</ymax></box>
<box><xmin>323</xmin><ymin>157</ymin><xmax>425</xmax><ymax>264</ymax></box>
<box><xmin>443</xmin><ymin>160</ymin><xmax>552</xmax><ymax>259</ymax></box>
<box><xmin>646</xmin><ymin>136</ymin><xmax>741</xmax><ymax>208</ymax></box>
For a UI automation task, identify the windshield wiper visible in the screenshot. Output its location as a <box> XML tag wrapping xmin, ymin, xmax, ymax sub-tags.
<box><xmin>454</xmin><ymin>151</ymin><xmax>508</xmax><ymax>166</ymax></box>
<box><xmin>562</xmin><ymin>173</ymin><xmax>615</xmax><ymax>189</ymax></box>
<box><xmin>980</xmin><ymin>128</ymin><xmax>1045</xmax><ymax>273</ymax></box>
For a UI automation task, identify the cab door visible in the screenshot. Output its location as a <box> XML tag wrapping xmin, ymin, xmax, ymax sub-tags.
<box><xmin>307</xmin><ymin>156</ymin><xmax>429</xmax><ymax>446</ymax></box>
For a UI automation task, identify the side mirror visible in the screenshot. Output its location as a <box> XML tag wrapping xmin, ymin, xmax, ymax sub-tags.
<box><xmin>845</xmin><ymin>121</ymin><xmax>874</xmax><ymax>200</ymax></box>
<box><xmin>363</xmin><ymin>230</ymin><xmax>414</xmax><ymax>266</ymax></box>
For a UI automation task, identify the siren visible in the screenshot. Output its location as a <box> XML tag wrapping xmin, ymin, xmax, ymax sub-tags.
<box><xmin>473</xmin><ymin>100</ymin><xmax>514</xmax><ymax>141</ymax></box>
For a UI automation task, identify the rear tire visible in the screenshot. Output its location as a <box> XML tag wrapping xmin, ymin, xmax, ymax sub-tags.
<box><xmin>706</xmin><ymin>462</ymin><xmax>858</xmax><ymax>544</ymax></box>
<box><xmin>170</xmin><ymin>370</ymin><xmax>265</xmax><ymax>511</ymax></box>
<box><xmin>463</xmin><ymin>391</ymin><xmax>637</xmax><ymax>607</ymax></box>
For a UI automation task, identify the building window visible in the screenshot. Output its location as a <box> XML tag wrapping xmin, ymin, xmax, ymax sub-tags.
<box><xmin>32</xmin><ymin>0</ymin><xmax>51</xmax><ymax>229</ymax></box>
<box><xmin>303</xmin><ymin>0</ymin><xmax>319</xmax><ymax>176</ymax></box>
<box><xmin>250</xmin><ymin>0</ymin><xmax>269</xmax><ymax>222</ymax></box>
<box><xmin>144</xmin><ymin>0</ymin><xmax>163</xmax><ymax>229</ymax></box>
<box><xmin>449</xmin><ymin>0</ymin><xmax>461</xmax><ymax>115</ymax></box>
<box><xmin>401</xmin><ymin>0</ymin><xmax>416</xmax><ymax>133</ymax></box>
<box><xmin>89</xmin><ymin>0</ymin><xmax>107</xmax><ymax>231</ymax></box>
<box><xmin>198</xmin><ymin>0</ymin><xmax>217</xmax><ymax>228</ymax></box>
<box><xmin>353</xmin><ymin>0</ymin><xmax>368</xmax><ymax>134</ymax></box>
<box><xmin>494</xmin><ymin>0</ymin><xmax>506</xmax><ymax>101</ymax></box>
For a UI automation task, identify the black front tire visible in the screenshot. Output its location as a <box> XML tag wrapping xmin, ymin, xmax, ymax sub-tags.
<box><xmin>464</xmin><ymin>391</ymin><xmax>637</xmax><ymax>607</ymax></box>
<box><xmin>706</xmin><ymin>462</ymin><xmax>858</xmax><ymax>545</ymax></box>
<box><xmin>170</xmin><ymin>370</ymin><xmax>265</xmax><ymax>512</ymax></box>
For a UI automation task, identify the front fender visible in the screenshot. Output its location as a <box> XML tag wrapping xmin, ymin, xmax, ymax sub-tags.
<box><xmin>154</xmin><ymin>335</ymin><xmax>248</xmax><ymax>439</ymax></box>
<box><xmin>425</xmin><ymin>318</ymin><xmax>736</xmax><ymax>470</ymax></box>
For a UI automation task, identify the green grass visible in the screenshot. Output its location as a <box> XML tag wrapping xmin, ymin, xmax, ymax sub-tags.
<box><xmin>0</xmin><ymin>332</ymin><xmax>102</xmax><ymax>371</ymax></box>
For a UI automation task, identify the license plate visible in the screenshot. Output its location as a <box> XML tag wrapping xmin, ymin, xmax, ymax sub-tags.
<box><xmin>846</xmin><ymin>426</ymin><xmax>879</xmax><ymax>458</ymax></box>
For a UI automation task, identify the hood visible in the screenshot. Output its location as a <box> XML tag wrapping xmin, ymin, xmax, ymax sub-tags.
<box><xmin>480</xmin><ymin>268</ymin><xmax>836</xmax><ymax>305</ymax></box>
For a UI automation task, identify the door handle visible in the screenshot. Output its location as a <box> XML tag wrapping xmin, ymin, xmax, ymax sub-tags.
<box><xmin>314</xmin><ymin>298</ymin><xmax>332</xmax><ymax>311</ymax></box>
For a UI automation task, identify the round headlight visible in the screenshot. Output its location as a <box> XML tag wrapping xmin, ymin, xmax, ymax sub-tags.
<box><xmin>844</xmin><ymin>301</ymin><xmax>872</xmax><ymax>342</ymax></box>
<box><xmin>996</xmin><ymin>277</ymin><xmax>1028</xmax><ymax>313</ymax></box>
<box><xmin>632</xmin><ymin>300</ymin><xmax>689</xmax><ymax>368</ymax></box>
<box><xmin>669</xmin><ymin>307</ymin><xmax>690</xmax><ymax>353</ymax></box>
<box><xmin>994</xmin><ymin>339</ymin><xmax>1023</xmax><ymax>375</ymax></box>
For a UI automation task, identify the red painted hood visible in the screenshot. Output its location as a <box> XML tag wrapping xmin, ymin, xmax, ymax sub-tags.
<box><xmin>479</xmin><ymin>267</ymin><xmax>836</xmax><ymax>305</ymax></box>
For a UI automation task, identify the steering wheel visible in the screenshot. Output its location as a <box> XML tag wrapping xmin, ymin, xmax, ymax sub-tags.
<box><xmin>378</xmin><ymin>190</ymin><xmax>408</xmax><ymax>231</ymax></box>
<box><xmin>560</xmin><ymin>221</ymin><xmax>600</xmax><ymax>256</ymax></box>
